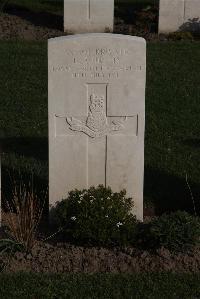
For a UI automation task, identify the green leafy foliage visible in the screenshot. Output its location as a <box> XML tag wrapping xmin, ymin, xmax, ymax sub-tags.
<box><xmin>168</xmin><ymin>31</ymin><xmax>194</xmax><ymax>41</ymax></box>
<box><xmin>51</xmin><ymin>185</ymin><xmax>137</xmax><ymax>247</ymax></box>
<box><xmin>137</xmin><ymin>211</ymin><xmax>200</xmax><ymax>252</ymax></box>
<box><xmin>0</xmin><ymin>239</ymin><xmax>24</xmax><ymax>255</ymax></box>
<box><xmin>51</xmin><ymin>185</ymin><xmax>200</xmax><ymax>251</ymax></box>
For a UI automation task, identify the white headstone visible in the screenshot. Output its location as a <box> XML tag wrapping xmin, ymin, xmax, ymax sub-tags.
<box><xmin>184</xmin><ymin>0</ymin><xmax>200</xmax><ymax>32</ymax></box>
<box><xmin>64</xmin><ymin>0</ymin><xmax>114</xmax><ymax>33</ymax></box>
<box><xmin>159</xmin><ymin>0</ymin><xmax>200</xmax><ymax>34</ymax></box>
<box><xmin>48</xmin><ymin>34</ymin><xmax>146</xmax><ymax>220</ymax></box>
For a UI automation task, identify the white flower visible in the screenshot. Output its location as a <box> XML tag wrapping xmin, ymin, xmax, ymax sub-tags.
<box><xmin>105</xmin><ymin>215</ymin><xmax>109</xmax><ymax>218</ymax></box>
<box><xmin>101</xmin><ymin>198</ymin><xmax>104</xmax><ymax>201</ymax></box>
<box><xmin>90</xmin><ymin>196</ymin><xmax>95</xmax><ymax>202</ymax></box>
<box><xmin>107</xmin><ymin>197</ymin><xmax>110</xmax><ymax>200</ymax></box>
<box><xmin>71</xmin><ymin>216</ymin><xmax>76</xmax><ymax>221</ymax></box>
<box><xmin>116</xmin><ymin>222</ymin><xmax>123</xmax><ymax>228</ymax></box>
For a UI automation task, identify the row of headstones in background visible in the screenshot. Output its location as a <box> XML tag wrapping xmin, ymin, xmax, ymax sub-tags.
<box><xmin>48</xmin><ymin>34</ymin><xmax>146</xmax><ymax>221</ymax></box>
<box><xmin>159</xmin><ymin>0</ymin><xmax>200</xmax><ymax>34</ymax></box>
<box><xmin>64</xmin><ymin>0</ymin><xmax>114</xmax><ymax>33</ymax></box>
<box><xmin>64</xmin><ymin>0</ymin><xmax>200</xmax><ymax>35</ymax></box>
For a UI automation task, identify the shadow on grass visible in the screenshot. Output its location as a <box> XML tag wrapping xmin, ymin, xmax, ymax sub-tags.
<box><xmin>1</xmin><ymin>165</ymin><xmax>49</xmax><ymax>226</ymax></box>
<box><xmin>1</xmin><ymin>137</ymin><xmax>200</xmax><ymax>216</ymax></box>
<box><xmin>181</xmin><ymin>138</ymin><xmax>200</xmax><ymax>149</ymax></box>
<box><xmin>1</xmin><ymin>137</ymin><xmax>49</xmax><ymax>224</ymax></box>
<box><xmin>1</xmin><ymin>137</ymin><xmax>48</xmax><ymax>161</ymax></box>
<box><xmin>144</xmin><ymin>166</ymin><xmax>200</xmax><ymax>215</ymax></box>
<box><xmin>5</xmin><ymin>3</ymin><xmax>63</xmax><ymax>31</ymax></box>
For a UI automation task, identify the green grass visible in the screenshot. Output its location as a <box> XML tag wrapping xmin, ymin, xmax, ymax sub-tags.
<box><xmin>0</xmin><ymin>273</ymin><xmax>199</xmax><ymax>298</ymax></box>
<box><xmin>0</xmin><ymin>40</ymin><xmax>200</xmax><ymax>213</ymax></box>
<box><xmin>0</xmin><ymin>41</ymin><xmax>47</xmax><ymax>138</ymax></box>
<box><xmin>145</xmin><ymin>41</ymin><xmax>200</xmax><ymax>212</ymax></box>
<box><xmin>0</xmin><ymin>41</ymin><xmax>48</xmax><ymax>181</ymax></box>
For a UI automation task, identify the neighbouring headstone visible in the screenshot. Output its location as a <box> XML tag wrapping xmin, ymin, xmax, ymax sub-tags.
<box><xmin>159</xmin><ymin>0</ymin><xmax>200</xmax><ymax>34</ymax></box>
<box><xmin>48</xmin><ymin>34</ymin><xmax>146</xmax><ymax>220</ymax></box>
<box><xmin>64</xmin><ymin>0</ymin><xmax>114</xmax><ymax>33</ymax></box>
<box><xmin>184</xmin><ymin>0</ymin><xmax>200</xmax><ymax>32</ymax></box>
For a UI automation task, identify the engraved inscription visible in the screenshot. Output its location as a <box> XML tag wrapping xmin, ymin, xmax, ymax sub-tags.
<box><xmin>51</xmin><ymin>47</ymin><xmax>142</xmax><ymax>79</ymax></box>
<box><xmin>66</xmin><ymin>94</ymin><xmax>127</xmax><ymax>138</ymax></box>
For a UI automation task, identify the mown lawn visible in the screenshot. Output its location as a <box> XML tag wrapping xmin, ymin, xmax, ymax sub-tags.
<box><xmin>0</xmin><ymin>40</ymin><xmax>200</xmax><ymax>213</ymax></box>
<box><xmin>0</xmin><ymin>273</ymin><xmax>199</xmax><ymax>299</ymax></box>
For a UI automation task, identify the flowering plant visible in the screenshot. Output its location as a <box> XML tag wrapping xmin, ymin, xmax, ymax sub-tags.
<box><xmin>51</xmin><ymin>185</ymin><xmax>137</xmax><ymax>247</ymax></box>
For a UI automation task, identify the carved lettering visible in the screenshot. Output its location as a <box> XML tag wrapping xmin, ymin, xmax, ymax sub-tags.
<box><xmin>51</xmin><ymin>47</ymin><xmax>142</xmax><ymax>79</ymax></box>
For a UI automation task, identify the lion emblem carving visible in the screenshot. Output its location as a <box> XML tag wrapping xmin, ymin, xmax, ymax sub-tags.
<box><xmin>66</xmin><ymin>94</ymin><xmax>126</xmax><ymax>138</ymax></box>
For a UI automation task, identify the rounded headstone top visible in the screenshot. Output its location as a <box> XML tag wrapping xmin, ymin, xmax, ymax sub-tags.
<box><xmin>48</xmin><ymin>33</ymin><xmax>146</xmax><ymax>45</ymax></box>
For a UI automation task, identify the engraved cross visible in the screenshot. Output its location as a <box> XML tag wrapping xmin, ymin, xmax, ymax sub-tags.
<box><xmin>55</xmin><ymin>83</ymin><xmax>138</xmax><ymax>188</ymax></box>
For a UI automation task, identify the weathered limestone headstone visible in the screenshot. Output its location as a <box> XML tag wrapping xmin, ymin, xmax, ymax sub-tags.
<box><xmin>159</xmin><ymin>0</ymin><xmax>185</xmax><ymax>33</ymax></box>
<box><xmin>159</xmin><ymin>0</ymin><xmax>200</xmax><ymax>34</ymax></box>
<box><xmin>184</xmin><ymin>0</ymin><xmax>200</xmax><ymax>32</ymax></box>
<box><xmin>64</xmin><ymin>0</ymin><xmax>114</xmax><ymax>33</ymax></box>
<box><xmin>48</xmin><ymin>34</ymin><xmax>146</xmax><ymax>220</ymax></box>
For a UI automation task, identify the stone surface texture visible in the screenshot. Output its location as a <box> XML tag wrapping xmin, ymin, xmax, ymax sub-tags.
<box><xmin>48</xmin><ymin>34</ymin><xmax>146</xmax><ymax>220</ymax></box>
<box><xmin>64</xmin><ymin>0</ymin><xmax>114</xmax><ymax>33</ymax></box>
<box><xmin>159</xmin><ymin>0</ymin><xmax>200</xmax><ymax>33</ymax></box>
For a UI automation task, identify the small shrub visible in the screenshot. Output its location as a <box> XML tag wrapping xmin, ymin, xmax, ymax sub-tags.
<box><xmin>51</xmin><ymin>185</ymin><xmax>137</xmax><ymax>247</ymax></box>
<box><xmin>168</xmin><ymin>31</ymin><xmax>193</xmax><ymax>41</ymax></box>
<box><xmin>137</xmin><ymin>211</ymin><xmax>200</xmax><ymax>252</ymax></box>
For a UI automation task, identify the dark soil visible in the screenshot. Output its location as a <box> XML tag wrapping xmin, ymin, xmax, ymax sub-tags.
<box><xmin>0</xmin><ymin>12</ymin><xmax>64</xmax><ymax>40</ymax></box>
<box><xmin>0</xmin><ymin>4</ymin><xmax>158</xmax><ymax>41</ymax></box>
<box><xmin>1</xmin><ymin>241</ymin><xmax>200</xmax><ymax>273</ymax></box>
